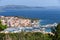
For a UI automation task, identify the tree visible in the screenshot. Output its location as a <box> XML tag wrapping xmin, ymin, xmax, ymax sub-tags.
<box><xmin>54</xmin><ymin>23</ymin><xmax>60</xmax><ymax>40</ymax></box>
<box><xmin>0</xmin><ymin>20</ymin><xmax>7</xmax><ymax>40</ymax></box>
<box><xmin>0</xmin><ymin>20</ymin><xmax>7</xmax><ymax>31</ymax></box>
<box><xmin>51</xmin><ymin>26</ymin><xmax>56</xmax><ymax>40</ymax></box>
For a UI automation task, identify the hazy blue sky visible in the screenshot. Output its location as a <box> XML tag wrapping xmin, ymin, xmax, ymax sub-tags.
<box><xmin>0</xmin><ymin>0</ymin><xmax>60</xmax><ymax>7</ymax></box>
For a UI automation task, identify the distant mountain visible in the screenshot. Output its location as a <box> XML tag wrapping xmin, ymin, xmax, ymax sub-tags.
<box><xmin>0</xmin><ymin>5</ymin><xmax>60</xmax><ymax>11</ymax></box>
<box><xmin>0</xmin><ymin>5</ymin><xmax>45</xmax><ymax>10</ymax></box>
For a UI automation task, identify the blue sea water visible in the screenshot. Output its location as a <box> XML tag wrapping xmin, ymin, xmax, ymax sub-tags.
<box><xmin>45</xmin><ymin>28</ymin><xmax>51</xmax><ymax>32</ymax></box>
<box><xmin>0</xmin><ymin>9</ymin><xmax>60</xmax><ymax>25</ymax></box>
<box><xmin>0</xmin><ymin>8</ymin><xmax>60</xmax><ymax>32</ymax></box>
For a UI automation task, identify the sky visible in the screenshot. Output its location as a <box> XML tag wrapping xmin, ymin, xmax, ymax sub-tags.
<box><xmin>0</xmin><ymin>0</ymin><xmax>60</xmax><ymax>7</ymax></box>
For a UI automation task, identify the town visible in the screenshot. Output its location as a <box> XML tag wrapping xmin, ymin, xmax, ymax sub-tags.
<box><xmin>0</xmin><ymin>16</ymin><xmax>58</xmax><ymax>40</ymax></box>
<box><xmin>0</xmin><ymin>16</ymin><xmax>57</xmax><ymax>35</ymax></box>
<box><xmin>0</xmin><ymin>16</ymin><xmax>40</xmax><ymax>27</ymax></box>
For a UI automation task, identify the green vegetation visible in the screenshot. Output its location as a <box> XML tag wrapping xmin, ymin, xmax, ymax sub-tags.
<box><xmin>0</xmin><ymin>20</ymin><xmax>7</xmax><ymax>40</ymax></box>
<box><xmin>0</xmin><ymin>20</ymin><xmax>7</xmax><ymax>31</ymax></box>
<box><xmin>0</xmin><ymin>33</ymin><xmax>5</xmax><ymax>40</ymax></box>
<box><xmin>53</xmin><ymin>23</ymin><xmax>60</xmax><ymax>40</ymax></box>
<box><xmin>51</xmin><ymin>23</ymin><xmax>60</xmax><ymax>40</ymax></box>
<box><xmin>0</xmin><ymin>32</ymin><xmax>53</xmax><ymax>40</ymax></box>
<box><xmin>0</xmin><ymin>18</ymin><xmax>60</xmax><ymax>40</ymax></box>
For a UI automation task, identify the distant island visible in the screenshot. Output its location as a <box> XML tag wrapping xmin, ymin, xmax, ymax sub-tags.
<box><xmin>0</xmin><ymin>5</ymin><xmax>45</xmax><ymax>10</ymax></box>
<box><xmin>0</xmin><ymin>5</ymin><xmax>60</xmax><ymax>10</ymax></box>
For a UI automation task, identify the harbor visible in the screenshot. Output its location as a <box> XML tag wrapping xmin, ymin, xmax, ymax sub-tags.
<box><xmin>0</xmin><ymin>16</ymin><xmax>58</xmax><ymax>34</ymax></box>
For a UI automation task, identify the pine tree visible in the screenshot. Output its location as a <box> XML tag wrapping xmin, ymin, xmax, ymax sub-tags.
<box><xmin>55</xmin><ymin>23</ymin><xmax>60</xmax><ymax>40</ymax></box>
<box><xmin>0</xmin><ymin>20</ymin><xmax>7</xmax><ymax>31</ymax></box>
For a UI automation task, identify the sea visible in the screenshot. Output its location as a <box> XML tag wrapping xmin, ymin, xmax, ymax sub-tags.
<box><xmin>0</xmin><ymin>8</ymin><xmax>60</xmax><ymax>32</ymax></box>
